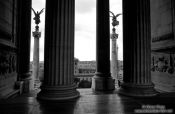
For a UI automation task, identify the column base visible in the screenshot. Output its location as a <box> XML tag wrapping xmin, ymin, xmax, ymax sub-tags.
<box><xmin>34</xmin><ymin>79</ymin><xmax>41</xmax><ymax>89</ymax></box>
<box><xmin>92</xmin><ymin>75</ymin><xmax>115</xmax><ymax>92</ymax></box>
<box><xmin>20</xmin><ymin>72</ymin><xmax>33</xmax><ymax>93</ymax></box>
<box><xmin>37</xmin><ymin>84</ymin><xmax>80</xmax><ymax>101</ymax></box>
<box><xmin>118</xmin><ymin>82</ymin><xmax>158</xmax><ymax>97</ymax></box>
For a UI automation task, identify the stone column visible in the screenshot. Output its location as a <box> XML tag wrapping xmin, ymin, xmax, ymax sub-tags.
<box><xmin>116</xmin><ymin>44</ymin><xmax>119</xmax><ymax>80</ymax></box>
<box><xmin>37</xmin><ymin>0</ymin><xmax>79</xmax><ymax>100</ymax></box>
<box><xmin>92</xmin><ymin>0</ymin><xmax>115</xmax><ymax>91</ymax></box>
<box><xmin>119</xmin><ymin>0</ymin><xmax>157</xmax><ymax>97</ymax></box>
<box><xmin>17</xmin><ymin>0</ymin><xmax>32</xmax><ymax>93</ymax></box>
<box><xmin>32</xmin><ymin>30</ymin><xmax>41</xmax><ymax>89</ymax></box>
<box><xmin>111</xmin><ymin>29</ymin><xmax>119</xmax><ymax>85</ymax></box>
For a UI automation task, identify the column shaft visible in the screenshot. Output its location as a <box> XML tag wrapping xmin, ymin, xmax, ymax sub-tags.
<box><xmin>37</xmin><ymin>0</ymin><xmax>79</xmax><ymax>100</ymax></box>
<box><xmin>33</xmin><ymin>34</ymin><xmax>40</xmax><ymax>81</ymax></box>
<box><xmin>17</xmin><ymin>0</ymin><xmax>32</xmax><ymax>92</ymax></box>
<box><xmin>92</xmin><ymin>0</ymin><xmax>115</xmax><ymax>91</ymax></box>
<box><xmin>96</xmin><ymin>0</ymin><xmax>110</xmax><ymax>74</ymax></box>
<box><xmin>119</xmin><ymin>0</ymin><xmax>157</xmax><ymax>97</ymax></box>
<box><xmin>111</xmin><ymin>38</ymin><xmax>118</xmax><ymax>83</ymax></box>
<box><xmin>32</xmin><ymin>33</ymin><xmax>40</xmax><ymax>89</ymax></box>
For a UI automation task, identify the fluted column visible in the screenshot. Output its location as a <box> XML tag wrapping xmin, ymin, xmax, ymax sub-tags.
<box><xmin>32</xmin><ymin>30</ymin><xmax>41</xmax><ymax>89</ymax></box>
<box><xmin>119</xmin><ymin>0</ymin><xmax>157</xmax><ymax>97</ymax></box>
<box><xmin>111</xmin><ymin>30</ymin><xmax>119</xmax><ymax>85</ymax></box>
<box><xmin>92</xmin><ymin>0</ymin><xmax>115</xmax><ymax>91</ymax></box>
<box><xmin>37</xmin><ymin>0</ymin><xmax>79</xmax><ymax>100</ymax></box>
<box><xmin>17</xmin><ymin>0</ymin><xmax>32</xmax><ymax>93</ymax></box>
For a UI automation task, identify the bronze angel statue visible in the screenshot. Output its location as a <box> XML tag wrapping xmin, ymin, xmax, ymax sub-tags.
<box><xmin>109</xmin><ymin>11</ymin><xmax>122</xmax><ymax>27</ymax></box>
<box><xmin>31</xmin><ymin>8</ymin><xmax>44</xmax><ymax>25</ymax></box>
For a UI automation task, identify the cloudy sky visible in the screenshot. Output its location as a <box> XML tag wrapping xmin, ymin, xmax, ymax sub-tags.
<box><xmin>30</xmin><ymin>0</ymin><xmax>122</xmax><ymax>61</ymax></box>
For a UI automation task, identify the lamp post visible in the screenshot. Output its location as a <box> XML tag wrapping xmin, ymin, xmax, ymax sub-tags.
<box><xmin>32</xmin><ymin>8</ymin><xmax>44</xmax><ymax>89</ymax></box>
<box><xmin>110</xmin><ymin>11</ymin><xmax>121</xmax><ymax>87</ymax></box>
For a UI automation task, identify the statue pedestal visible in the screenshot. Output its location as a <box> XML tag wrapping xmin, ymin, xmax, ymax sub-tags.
<box><xmin>92</xmin><ymin>75</ymin><xmax>115</xmax><ymax>92</ymax></box>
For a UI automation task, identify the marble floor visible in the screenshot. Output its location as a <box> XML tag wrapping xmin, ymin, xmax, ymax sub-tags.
<box><xmin>0</xmin><ymin>89</ymin><xmax>175</xmax><ymax>114</ymax></box>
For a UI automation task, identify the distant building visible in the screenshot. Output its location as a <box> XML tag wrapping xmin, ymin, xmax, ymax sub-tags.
<box><xmin>74</xmin><ymin>58</ymin><xmax>96</xmax><ymax>75</ymax></box>
<box><xmin>77</xmin><ymin>61</ymin><xmax>96</xmax><ymax>74</ymax></box>
<box><xmin>30</xmin><ymin>59</ymin><xmax>123</xmax><ymax>84</ymax></box>
<box><xmin>74</xmin><ymin>58</ymin><xmax>79</xmax><ymax>74</ymax></box>
<box><xmin>74</xmin><ymin>58</ymin><xmax>123</xmax><ymax>88</ymax></box>
<box><xmin>74</xmin><ymin>59</ymin><xmax>96</xmax><ymax>88</ymax></box>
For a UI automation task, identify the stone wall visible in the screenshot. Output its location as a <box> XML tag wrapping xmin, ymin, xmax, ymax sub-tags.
<box><xmin>150</xmin><ymin>0</ymin><xmax>175</xmax><ymax>92</ymax></box>
<box><xmin>151</xmin><ymin>0</ymin><xmax>173</xmax><ymax>40</ymax></box>
<box><xmin>151</xmin><ymin>52</ymin><xmax>175</xmax><ymax>92</ymax></box>
<box><xmin>151</xmin><ymin>0</ymin><xmax>175</xmax><ymax>51</ymax></box>
<box><xmin>0</xmin><ymin>0</ymin><xmax>18</xmax><ymax>99</ymax></box>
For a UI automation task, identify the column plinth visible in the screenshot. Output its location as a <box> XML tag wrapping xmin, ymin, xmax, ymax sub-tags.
<box><xmin>92</xmin><ymin>75</ymin><xmax>115</xmax><ymax>91</ymax></box>
<box><xmin>92</xmin><ymin>0</ymin><xmax>115</xmax><ymax>92</ymax></box>
<box><xmin>37</xmin><ymin>0</ymin><xmax>79</xmax><ymax>100</ymax></box>
<box><xmin>37</xmin><ymin>84</ymin><xmax>79</xmax><ymax>100</ymax></box>
<box><xmin>118</xmin><ymin>0</ymin><xmax>157</xmax><ymax>97</ymax></box>
<box><xmin>19</xmin><ymin>72</ymin><xmax>32</xmax><ymax>93</ymax></box>
<box><xmin>119</xmin><ymin>83</ymin><xmax>157</xmax><ymax>97</ymax></box>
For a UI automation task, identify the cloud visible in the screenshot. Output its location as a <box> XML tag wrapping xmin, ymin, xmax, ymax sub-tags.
<box><xmin>110</xmin><ymin>0</ymin><xmax>122</xmax><ymax>13</ymax></box>
<box><xmin>74</xmin><ymin>34</ymin><xmax>96</xmax><ymax>61</ymax></box>
<box><xmin>75</xmin><ymin>0</ymin><xmax>96</xmax><ymax>14</ymax></box>
<box><xmin>75</xmin><ymin>0</ymin><xmax>123</xmax><ymax>61</ymax></box>
<box><xmin>75</xmin><ymin>7</ymin><xmax>96</xmax><ymax>37</ymax></box>
<box><xmin>74</xmin><ymin>5</ymin><xmax>96</xmax><ymax>61</ymax></box>
<box><xmin>32</xmin><ymin>0</ymin><xmax>45</xmax><ymax>10</ymax></box>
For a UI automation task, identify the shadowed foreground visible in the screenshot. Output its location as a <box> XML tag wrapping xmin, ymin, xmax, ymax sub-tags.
<box><xmin>0</xmin><ymin>89</ymin><xmax>175</xmax><ymax>114</ymax></box>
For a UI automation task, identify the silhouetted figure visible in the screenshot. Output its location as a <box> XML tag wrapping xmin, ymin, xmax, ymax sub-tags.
<box><xmin>31</xmin><ymin>8</ymin><xmax>44</xmax><ymax>25</ymax></box>
<box><xmin>109</xmin><ymin>11</ymin><xmax>122</xmax><ymax>27</ymax></box>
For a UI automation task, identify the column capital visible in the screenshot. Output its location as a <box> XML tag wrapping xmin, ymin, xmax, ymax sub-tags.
<box><xmin>110</xmin><ymin>33</ymin><xmax>118</xmax><ymax>40</ymax></box>
<box><xmin>32</xmin><ymin>31</ymin><xmax>41</xmax><ymax>38</ymax></box>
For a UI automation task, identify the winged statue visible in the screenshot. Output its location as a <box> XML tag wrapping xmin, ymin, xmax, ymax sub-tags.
<box><xmin>31</xmin><ymin>8</ymin><xmax>44</xmax><ymax>25</ymax></box>
<box><xmin>109</xmin><ymin>11</ymin><xmax>122</xmax><ymax>19</ymax></box>
<box><xmin>109</xmin><ymin>11</ymin><xmax>122</xmax><ymax>27</ymax></box>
